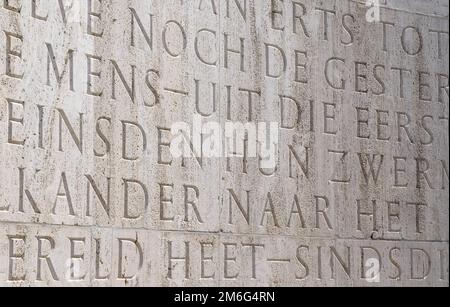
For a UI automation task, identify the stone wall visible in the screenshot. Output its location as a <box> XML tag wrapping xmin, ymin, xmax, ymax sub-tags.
<box><xmin>0</xmin><ymin>0</ymin><xmax>448</xmax><ymax>286</ymax></box>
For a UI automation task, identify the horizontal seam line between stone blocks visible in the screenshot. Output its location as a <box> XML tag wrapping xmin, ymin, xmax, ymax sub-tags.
<box><xmin>0</xmin><ymin>220</ymin><xmax>448</xmax><ymax>244</ymax></box>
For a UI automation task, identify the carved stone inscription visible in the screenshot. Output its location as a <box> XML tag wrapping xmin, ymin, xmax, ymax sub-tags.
<box><xmin>0</xmin><ymin>0</ymin><xmax>448</xmax><ymax>286</ymax></box>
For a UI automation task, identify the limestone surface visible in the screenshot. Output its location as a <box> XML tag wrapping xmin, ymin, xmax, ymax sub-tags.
<box><xmin>0</xmin><ymin>0</ymin><xmax>448</xmax><ymax>287</ymax></box>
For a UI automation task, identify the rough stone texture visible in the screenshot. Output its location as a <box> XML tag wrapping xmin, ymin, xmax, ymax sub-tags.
<box><xmin>0</xmin><ymin>0</ymin><xmax>448</xmax><ymax>287</ymax></box>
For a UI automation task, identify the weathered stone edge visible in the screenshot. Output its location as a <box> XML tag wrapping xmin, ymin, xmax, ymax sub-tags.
<box><xmin>352</xmin><ymin>0</ymin><xmax>449</xmax><ymax>18</ymax></box>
